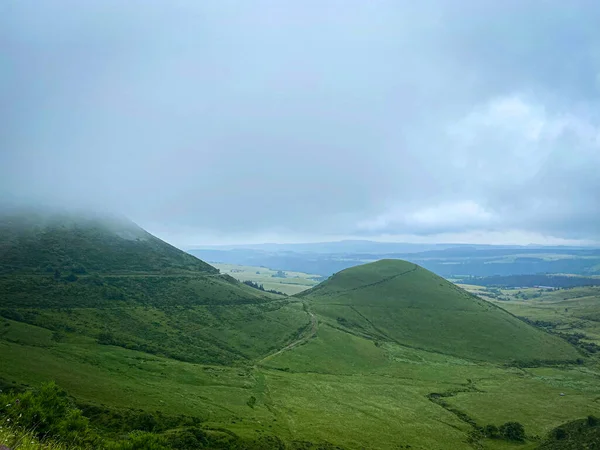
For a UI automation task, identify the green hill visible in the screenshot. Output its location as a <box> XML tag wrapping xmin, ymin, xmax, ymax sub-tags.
<box><xmin>539</xmin><ymin>416</ymin><xmax>600</xmax><ymax>449</ymax></box>
<box><xmin>1</xmin><ymin>219</ymin><xmax>598</xmax><ymax>450</ymax></box>
<box><xmin>0</xmin><ymin>210</ymin><xmax>308</xmax><ymax>365</ymax></box>
<box><xmin>0</xmin><ymin>209</ymin><xmax>217</xmax><ymax>275</ymax></box>
<box><xmin>299</xmin><ymin>259</ymin><xmax>580</xmax><ymax>364</ymax></box>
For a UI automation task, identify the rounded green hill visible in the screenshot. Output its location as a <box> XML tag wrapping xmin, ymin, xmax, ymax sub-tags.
<box><xmin>300</xmin><ymin>259</ymin><xmax>580</xmax><ymax>364</ymax></box>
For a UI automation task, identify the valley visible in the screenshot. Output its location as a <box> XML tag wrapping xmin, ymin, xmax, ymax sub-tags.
<box><xmin>211</xmin><ymin>263</ymin><xmax>320</xmax><ymax>295</ymax></box>
<box><xmin>1</xmin><ymin>212</ymin><xmax>600</xmax><ymax>449</ymax></box>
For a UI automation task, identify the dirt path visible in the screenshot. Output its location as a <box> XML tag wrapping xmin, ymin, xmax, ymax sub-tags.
<box><xmin>256</xmin><ymin>304</ymin><xmax>318</xmax><ymax>365</ymax></box>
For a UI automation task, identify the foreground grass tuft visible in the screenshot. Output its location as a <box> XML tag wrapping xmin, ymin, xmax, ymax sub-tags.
<box><xmin>0</xmin><ymin>425</ymin><xmax>71</xmax><ymax>450</ymax></box>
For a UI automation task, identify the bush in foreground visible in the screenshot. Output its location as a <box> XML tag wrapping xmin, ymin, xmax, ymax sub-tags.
<box><xmin>0</xmin><ymin>382</ymin><xmax>346</xmax><ymax>449</ymax></box>
<box><xmin>0</xmin><ymin>424</ymin><xmax>70</xmax><ymax>450</ymax></box>
<box><xmin>0</xmin><ymin>382</ymin><xmax>97</xmax><ymax>447</ymax></box>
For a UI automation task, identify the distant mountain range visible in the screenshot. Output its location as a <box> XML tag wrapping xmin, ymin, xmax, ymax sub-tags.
<box><xmin>190</xmin><ymin>239</ymin><xmax>592</xmax><ymax>254</ymax></box>
<box><xmin>188</xmin><ymin>241</ymin><xmax>600</xmax><ymax>278</ymax></box>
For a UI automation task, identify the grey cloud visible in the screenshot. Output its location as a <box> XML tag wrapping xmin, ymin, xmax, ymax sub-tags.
<box><xmin>1</xmin><ymin>0</ymin><xmax>600</xmax><ymax>244</ymax></box>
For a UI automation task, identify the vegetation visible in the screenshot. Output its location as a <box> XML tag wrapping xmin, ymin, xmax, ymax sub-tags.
<box><xmin>476</xmin><ymin>421</ymin><xmax>526</xmax><ymax>442</ymax></box>
<box><xmin>299</xmin><ymin>260</ymin><xmax>580</xmax><ymax>364</ymax></box>
<box><xmin>462</xmin><ymin>285</ymin><xmax>600</xmax><ymax>349</ymax></box>
<box><xmin>212</xmin><ymin>263</ymin><xmax>319</xmax><ymax>295</ymax></box>
<box><xmin>538</xmin><ymin>416</ymin><xmax>600</xmax><ymax>449</ymax></box>
<box><xmin>0</xmin><ymin>382</ymin><xmax>97</xmax><ymax>448</ymax></box>
<box><xmin>0</xmin><ymin>425</ymin><xmax>70</xmax><ymax>450</ymax></box>
<box><xmin>2</xmin><ymin>212</ymin><xmax>600</xmax><ymax>449</ymax></box>
<box><xmin>243</xmin><ymin>280</ymin><xmax>287</xmax><ymax>296</ymax></box>
<box><xmin>498</xmin><ymin>422</ymin><xmax>526</xmax><ymax>441</ymax></box>
<box><xmin>461</xmin><ymin>274</ymin><xmax>600</xmax><ymax>288</ymax></box>
<box><xmin>0</xmin><ymin>211</ymin><xmax>216</xmax><ymax>275</ymax></box>
<box><xmin>0</xmin><ymin>382</ymin><xmax>342</xmax><ymax>449</ymax></box>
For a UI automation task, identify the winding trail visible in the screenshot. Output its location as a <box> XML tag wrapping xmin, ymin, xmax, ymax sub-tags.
<box><xmin>254</xmin><ymin>264</ymin><xmax>418</xmax><ymax>363</ymax></box>
<box><xmin>256</xmin><ymin>303</ymin><xmax>318</xmax><ymax>365</ymax></box>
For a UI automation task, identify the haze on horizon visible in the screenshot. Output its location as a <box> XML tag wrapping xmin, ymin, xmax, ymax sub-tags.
<box><xmin>2</xmin><ymin>1</ymin><xmax>600</xmax><ymax>247</ymax></box>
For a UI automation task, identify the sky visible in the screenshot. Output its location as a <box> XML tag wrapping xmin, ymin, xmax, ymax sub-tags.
<box><xmin>2</xmin><ymin>0</ymin><xmax>600</xmax><ymax>247</ymax></box>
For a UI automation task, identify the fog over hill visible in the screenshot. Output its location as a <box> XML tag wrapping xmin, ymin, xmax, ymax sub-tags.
<box><xmin>3</xmin><ymin>2</ymin><xmax>600</xmax><ymax>448</ymax></box>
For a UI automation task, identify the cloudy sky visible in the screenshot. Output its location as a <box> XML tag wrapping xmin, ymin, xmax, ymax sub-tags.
<box><xmin>2</xmin><ymin>0</ymin><xmax>600</xmax><ymax>246</ymax></box>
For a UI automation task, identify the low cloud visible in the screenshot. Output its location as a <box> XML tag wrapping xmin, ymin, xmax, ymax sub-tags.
<box><xmin>1</xmin><ymin>1</ymin><xmax>599</xmax><ymax>245</ymax></box>
<box><xmin>358</xmin><ymin>201</ymin><xmax>495</xmax><ymax>235</ymax></box>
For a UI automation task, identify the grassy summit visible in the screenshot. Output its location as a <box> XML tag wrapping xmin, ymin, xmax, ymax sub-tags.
<box><xmin>299</xmin><ymin>259</ymin><xmax>580</xmax><ymax>363</ymax></box>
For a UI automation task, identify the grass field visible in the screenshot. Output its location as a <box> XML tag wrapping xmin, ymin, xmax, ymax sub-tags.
<box><xmin>2</xmin><ymin>213</ymin><xmax>600</xmax><ymax>449</ymax></box>
<box><xmin>459</xmin><ymin>284</ymin><xmax>600</xmax><ymax>345</ymax></box>
<box><xmin>2</xmin><ymin>312</ymin><xmax>599</xmax><ymax>449</ymax></box>
<box><xmin>3</xmin><ymin>262</ymin><xmax>599</xmax><ymax>448</ymax></box>
<box><xmin>211</xmin><ymin>263</ymin><xmax>321</xmax><ymax>295</ymax></box>
<box><xmin>301</xmin><ymin>261</ymin><xmax>580</xmax><ymax>364</ymax></box>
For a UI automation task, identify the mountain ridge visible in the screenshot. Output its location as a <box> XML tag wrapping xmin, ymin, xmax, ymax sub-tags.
<box><xmin>0</xmin><ymin>209</ymin><xmax>217</xmax><ymax>275</ymax></box>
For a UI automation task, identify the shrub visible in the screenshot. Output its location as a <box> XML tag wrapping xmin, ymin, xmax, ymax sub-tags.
<box><xmin>65</xmin><ymin>273</ymin><xmax>78</xmax><ymax>282</ymax></box>
<box><xmin>483</xmin><ymin>424</ymin><xmax>498</xmax><ymax>437</ymax></box>
<box><xmin>0</xmin><ymin>309</ymin><xmax>23</xmax><ymax>322</ymax></box>
<box><xmin>108</xmin><ymin>430</ymin><xmax>169</xmax><ymax>450</ymax></box>
<box><xmin>167</xmin><ymin>428</ymin><xmax>208</xmax><ymax>449</ymax></box>
<box><xmin>98</xmin><ymin>331</ymin><xmax>117</xmax><ymax>345</ymax></box>
<box><xmin>553</xmin><ymin>428</ymin><xmax>567</xmax><ymax>440</ymax></box>
<box><xmin>499</xmin><ymin>421</ymin><xmax>525</xmax><ymax>441</ymax></box>
<box><xmin>0</xmin><ymin>381</ymin><xmax>98</xmax><ymax>446</ymax></box>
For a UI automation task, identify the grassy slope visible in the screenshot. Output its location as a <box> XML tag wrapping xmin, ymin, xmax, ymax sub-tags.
<box><xmin>300</xmin><ymin>260</ymin><xmax>580</xmax><ymax>364</ymax></box>
<box><xmin>3</xmin><ymin>315</ymin><xmax>600</xmax><ymax>449</ymax></box>
<box><xmin>0</xmin><ymin>211</ymin><xmax>308</xmax><ymax>366</ymax></box>
<box><xmin>0</xmin><ymin>425</ymin><xmax>69</xmax><ymax>450</ymax></box>
<box><xmin>0</xmin><ymin>278</ymin><xmax>310</xmax><ymax>367</ymax></box>
<box><xmin>0</xmin><ymin>210</ymin><xmax>217</xmax><ymax>274</ymax></box>
<box><xmin>253</xmin><ymin>262</ymin><xmax>599</xmax><ymax>448</ymax></box>
<box><xmin>1</xmin><ymin>217</ymin><xmax>599</xmax><ymax>450</ymax></box>
<box><xmin>460</xmin><ymin>285</ymin><xmax>600</xmax><ymax>345</ymax></box>
<box><xmin>538</xmin><ymin>416</ymin><xmax>600</xmax><ymax>449</ymax></box>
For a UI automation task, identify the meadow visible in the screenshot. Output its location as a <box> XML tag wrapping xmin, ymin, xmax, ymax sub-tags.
<box><xmin>211</xmin><ymin>263</ymin><xmax>321</xmax><ymax>295</ymax></box>
<box><xmin>459</xmin><ymin>284</ymin><xmax>600</xmax><ymax>345</ymax></box>
<box><xmin>2</xmin><ymin>213</ymin><xmax>600</xmax><ymax>449</ymax></box>
<box><xmin>2</xmin><ymin>262</ymin><xmax>600</xmax><ymax>449</ymax></box>
<box><xmin>2</xmin><ymin>309</ymin><xmax>600</xmax><ymax>449</ymax></box>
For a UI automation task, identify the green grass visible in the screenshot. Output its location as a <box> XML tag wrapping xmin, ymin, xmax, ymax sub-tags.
<box><xmin>1</xmin><ymin>298</ymin><xmax>309</xmax><ymax>366</ymax></box>
<box><xmin>460</xmin><ymin>285</ymin><xmax>600</xmax><ymax>345</ymax></box>
<box><xmin>0</xmin><ymin>425</ymin><xmax>70</xmax><ymax>450</ymax></box>
<box><xmin>538</xmin><ymin>416</ymin><xmax>600</xmax><ymax>449</ymax></box>
<box><xmin>0</xmin><ymin>272</ymin><xmax>309</xmax><ymax>365</ymax></box>
<box><xmin>300</xmin><ymin>260</ymin><xmax>580</xmax><ymax>364</ymax></box>
<box><xmin>3</xmin><ymin>315</ymin><xmax>598</xmax><ymax>449</ymax></box>
<box><xmin>445</xmin><ymin>366</ymin><xmax>600</xmax><ymax>436</ymax></box>
<box><xmin>0</xmin><ymin>210</ymin><xmax>216</xmax><ymax>275</ymax></box>
<box><xmin>2</xmin><ymin>213</ymin><xmax>600</xmax><ymax>449</ymax></box>
<box><xmin>212</xmin><ymin>263</ymin><xmax>320</xmax><ymax>295</ymax></box>
<box><xmin>0</xmin><ymin>212</ymin><xmax>309</xmax><ymax>366</ymax></box>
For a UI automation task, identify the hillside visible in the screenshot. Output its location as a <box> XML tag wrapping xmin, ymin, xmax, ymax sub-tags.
<box><xmin>0</xmin><ymin>209</ymin><xmax>217</xmax><ymax>274</ymax></box>
<box><xmin>0</xmin><ymin>209</ymin><xmax>308</xmax><ymax>365</ymax></box>
<box><xmin>298</xmin><ymin>259</ymin><xmax>580</xmax><ymax>363</ymax></box>
<box><xmin>2</xmin><ymin>223</ymin><xmax>599</xmax><ymax>450</ymax></box>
